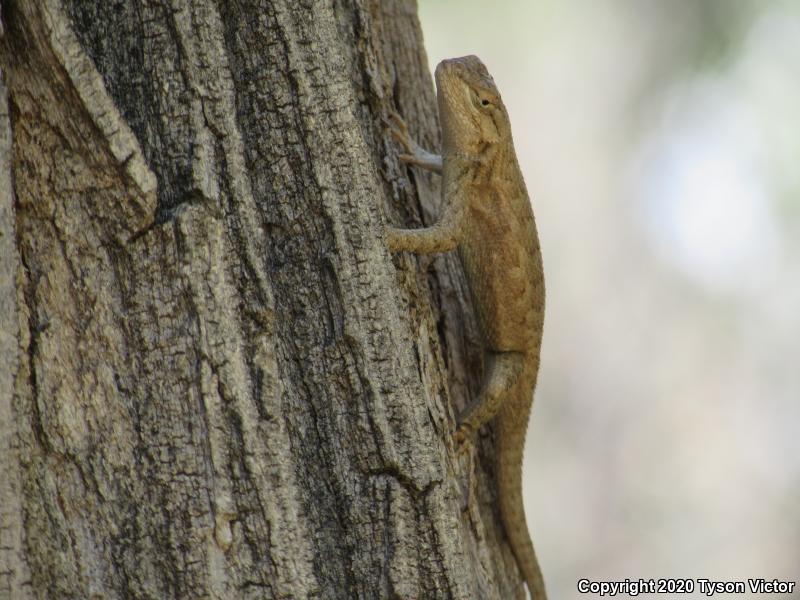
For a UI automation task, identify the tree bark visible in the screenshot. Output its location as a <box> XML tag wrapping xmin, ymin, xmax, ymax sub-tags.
<box><xmin>0</xmin><ymin>1</ymin><xmax>526</xmax><ymax>598</ymax></box>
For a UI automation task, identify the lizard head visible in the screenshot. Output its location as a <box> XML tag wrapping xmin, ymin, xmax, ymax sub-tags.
<box><xmin>435</xmin><ymin>55</ymin><xmax>509</xmax><ymax>154</ymax></box>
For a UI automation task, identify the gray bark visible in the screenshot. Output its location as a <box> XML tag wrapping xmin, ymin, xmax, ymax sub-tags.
<box><xmin>0</xmin><ymin>1</ymin><xmax>524</xmax><ymax>598</ymax></box>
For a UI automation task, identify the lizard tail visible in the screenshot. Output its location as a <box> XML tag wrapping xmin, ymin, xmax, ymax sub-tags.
<box><xmin>496</xmin><ymin>387</ymin><xmax>547</xmax><ymax>599</ymax></box>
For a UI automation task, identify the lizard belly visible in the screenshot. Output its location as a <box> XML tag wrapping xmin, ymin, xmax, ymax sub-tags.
<box><xmin>459</xmin><ymin>197</ymin><xmax>543</xmax><ymax>352</ymax></box>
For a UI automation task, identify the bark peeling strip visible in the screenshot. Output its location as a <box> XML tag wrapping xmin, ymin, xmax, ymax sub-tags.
<box><xmin>38</xmin><ymin>0</ymin><xmax>157</xmax><ymax>237</ymax></box>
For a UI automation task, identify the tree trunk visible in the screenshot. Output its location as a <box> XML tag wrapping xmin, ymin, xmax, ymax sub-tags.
<box><xmin>0</xmin><ymin>1</ymin><xmax>526</xmax><ymax>598</ymax></box>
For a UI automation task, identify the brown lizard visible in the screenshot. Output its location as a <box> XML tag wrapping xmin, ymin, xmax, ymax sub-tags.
<box><xmin>386</xmin><ymin>55</ymin><xmax>546</xmax><ymax>599</ymax></box>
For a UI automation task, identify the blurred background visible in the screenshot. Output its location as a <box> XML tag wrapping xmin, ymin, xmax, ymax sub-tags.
<box><xmin>417</xmin><ymin>0</ymin><xmax>800</xmax><ymax>597</ymax></box>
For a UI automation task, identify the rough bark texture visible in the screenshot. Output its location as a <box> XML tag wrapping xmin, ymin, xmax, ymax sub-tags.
<box><xmin>0</xmin><ymin>1</ymin><xmax>527</xmax><ymax>598</ymax></box>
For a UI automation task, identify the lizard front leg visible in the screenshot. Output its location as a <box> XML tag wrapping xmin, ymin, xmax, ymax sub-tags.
<box><xmin>387</xmin><ymin>111</ymin><xmax>443</xmax><ymax>174</ymax></box>
<box><xmin>386</xmin><ymin>158</ymin><xmax>471</xmax><ymax>254</ymax></box>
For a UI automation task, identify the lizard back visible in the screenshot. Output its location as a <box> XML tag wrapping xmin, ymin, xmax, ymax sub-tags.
<box><xmin>458</xmin><ymin>154</ymin><xmax>545</xmax><ymax>354</ymax></box>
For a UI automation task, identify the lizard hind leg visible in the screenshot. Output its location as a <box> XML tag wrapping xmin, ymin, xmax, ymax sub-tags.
<box><xmin>454</xmin><ymin>350</ymin><xmax>525</xmax><ymax>444</ymax></box>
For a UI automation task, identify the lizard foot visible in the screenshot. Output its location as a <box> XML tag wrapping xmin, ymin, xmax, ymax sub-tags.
<box><xmin>385</xmin><ymin>110</ymin><xmax>414</xmax><ymax>158</ymax></box>
<box><xmin>453</xmin><ymin>425</ymin><xmax>476</xmax><ymax>514</ymax></box>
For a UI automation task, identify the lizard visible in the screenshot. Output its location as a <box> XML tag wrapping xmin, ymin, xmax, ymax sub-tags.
<box><xmin>385</xmin><ymin>55</ymin><xmax>547</xmax><ymax>599</ymax></box>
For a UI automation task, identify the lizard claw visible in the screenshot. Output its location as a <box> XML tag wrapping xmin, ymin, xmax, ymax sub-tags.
<box><xmin>453</xmin><ymin>424</ymin><xmax>473</xmax><ymax>455</ymax></box>
<box><xmin>385</xmin><ymin>110</ymin><xmax>415</xmax><ymax>156</ymax></box>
